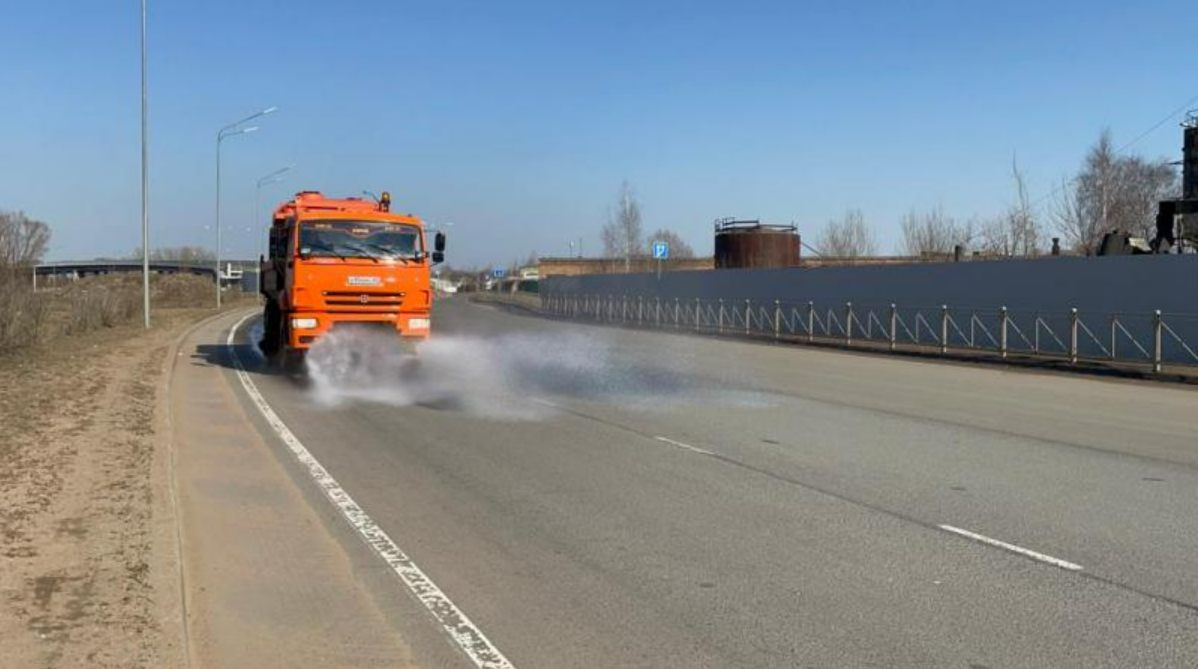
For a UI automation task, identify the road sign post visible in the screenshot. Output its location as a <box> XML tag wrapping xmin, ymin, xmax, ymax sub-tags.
<box><xmin>652</xmin><ymin>241</ymin><xmax>669</xmax><ymax>279</ymax></box>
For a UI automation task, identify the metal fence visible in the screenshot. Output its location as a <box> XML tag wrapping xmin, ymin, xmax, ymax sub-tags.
<box><xmin>541</xmin><ymin>293</ymin><xmax>1198</xmax><ymax>373</ymax></box>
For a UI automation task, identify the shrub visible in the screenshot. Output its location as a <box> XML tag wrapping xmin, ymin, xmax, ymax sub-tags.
<box><xmin>0</xmin><ymin>273</ymin><xmax>47</xmax><ymax>352</ymax></box>
<box><xmin>153</xmin><ymin>274</ymin><xmax>214</xmax><ymax>308</ymax></box>
<box><xmin>61</xmin><ymin>277</ymin><xmax>141</xmax><ymax>335</ymax></box>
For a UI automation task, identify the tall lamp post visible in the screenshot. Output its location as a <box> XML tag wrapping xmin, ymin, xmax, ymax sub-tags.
<box><xmin>140</xmin><ymin>0</ymin><xmax>149</xmax><ymax>327</ymax></box>
<box><xmin>215</xmin><ymin>106</ymin><xmax>276</xmax><ymax>308</ymax></box>
<box><xmin>255</xmin><ymin>166</ymin><xmax>292</xmax><ymax>261</ymax></box>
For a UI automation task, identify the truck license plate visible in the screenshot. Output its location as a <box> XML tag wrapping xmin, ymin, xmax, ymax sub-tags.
<box><xmin>347</xmin><ymin>276</ymin><xmax>381</xmax><ymax>286</ymax></box>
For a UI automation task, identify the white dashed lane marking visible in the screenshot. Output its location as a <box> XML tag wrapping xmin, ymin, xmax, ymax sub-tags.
<box><xmin>654</xmin><ymin>436</ymin><xmax>715</xmax><ymax>456</ymax></box>
<box><xmin>939</xmin><ymin>524</ymin><xmax>1083</xmax><ymax>571</ymax></box>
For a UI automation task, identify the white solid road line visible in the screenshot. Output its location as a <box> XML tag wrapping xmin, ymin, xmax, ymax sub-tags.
<box><xmin>938</xmin><ymin>524</ymin><xmax>1083</xmax><ymax>571</ymax></box>
<box><xmin>654</xmin><ymin>436</ymin><xmax>715</xmax><ymax>456</ymax></box>
<box><xmin>227</xmin><ymin>313</ymin><xmax>516</xmax><ymax>669</ymax></box>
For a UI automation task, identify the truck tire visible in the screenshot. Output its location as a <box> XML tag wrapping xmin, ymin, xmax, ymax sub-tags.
<box><xmin>260</xmin><ymin>304</ymin><xmax>281</xmax><ymax>355</ymax></box>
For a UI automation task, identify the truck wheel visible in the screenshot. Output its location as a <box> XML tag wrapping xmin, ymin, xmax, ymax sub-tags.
<box><xmin>260</xmin><ymin>305</ymin><xmax>280</xmax><ymax>355</ymax></box>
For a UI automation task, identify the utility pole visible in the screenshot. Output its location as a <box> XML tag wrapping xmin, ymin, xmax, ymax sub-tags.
<box><xmin>140</xmin><ymin>0</ymin><xmax>150</xmax><ymax>328</ymax></box>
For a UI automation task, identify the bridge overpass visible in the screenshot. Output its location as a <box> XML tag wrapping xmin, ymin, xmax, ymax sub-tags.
<box><xmin>33</xmin><ymin>260</ymin><xmax>259</xmax><ymax>289</ymax></box>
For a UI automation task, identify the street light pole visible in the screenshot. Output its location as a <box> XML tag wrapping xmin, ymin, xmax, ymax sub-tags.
<box><xmin>214</xmin><ymin>106</ymin><xmax>276</xmax><ymax>308</ymax></box>
<box><xmin>255</xmin><ymin>166</ymin><xmax>292</xmax><ymax>261</ymax></box>
<box><xmin>140</xmin><ymin>0</ymin><xmax>149</xmax><ymax>328</ymax></box>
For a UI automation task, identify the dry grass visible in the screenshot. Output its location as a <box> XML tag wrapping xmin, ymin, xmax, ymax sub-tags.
<box><xmin>0</xmin><ymin>301</ymin><xmax>213</xmax><ymax>668</ymax></box>
<box><xmin>0</xmin><ymin>274</ymin><xmax>253</xmax><ymax>360</ymax></box>
<box><xmin>0</xmin><ymin>274</ymin><xmax>47</xmax><ymax>352</ymax></box>
<box><xmin>60</xmin><ymin>276</ymin><xmax>142</xmax><ymax>335</ymax></box>
<box><xmin>154</xmin><ymin>273</ymin><xmax>217</xmax><ymax>308</ymax></box>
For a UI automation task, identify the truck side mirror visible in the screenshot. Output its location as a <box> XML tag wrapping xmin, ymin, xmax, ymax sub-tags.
<box><xmin>434</xmin><ymin>231</ymin><xmax>446</xmax><ymax>252</ymax></box>
<box><xmin>432</xmin><ymin>251</ymin><xmax>445</xmax><ymax>264</ymax></box>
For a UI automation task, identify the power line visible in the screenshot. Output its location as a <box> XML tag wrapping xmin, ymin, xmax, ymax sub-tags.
<box><xmin>1113</xmin><ymin>94</ymin><xmax>1198</xmax><ymax>155</ymax></box>
<box><xmin>1027</xmin><ymin>92</ymin><xmax>1198</xmax><ymax>214</ymax></box>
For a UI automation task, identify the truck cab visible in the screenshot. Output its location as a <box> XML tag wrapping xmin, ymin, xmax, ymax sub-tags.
<box><xmin>259</xmin><ymin>191</ymin><xmax>445</xmax><ymax>361</ymax></box>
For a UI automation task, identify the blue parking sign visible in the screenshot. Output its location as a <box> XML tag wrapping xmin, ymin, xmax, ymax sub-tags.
<box><xmin>492</xmin><ymin>268</ymin><xmax>506</xmax><ymax>278</ymax></box>
<box><xmin>652</xmin><ymin>241</ymin><xmax>669</xmax><ymax>260</ymax></box>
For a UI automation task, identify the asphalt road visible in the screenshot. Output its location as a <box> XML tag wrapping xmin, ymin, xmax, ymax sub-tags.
<box><xmin>220</xmin><ymin>296</ymin><xmax>1198</xmax><ymax>668</ymax></box>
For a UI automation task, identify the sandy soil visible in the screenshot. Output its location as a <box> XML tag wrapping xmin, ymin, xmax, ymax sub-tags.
<box><xmin>0</xmin><ymin>305</ymin><xmax>239</xmax><ymax>668</ymax></box>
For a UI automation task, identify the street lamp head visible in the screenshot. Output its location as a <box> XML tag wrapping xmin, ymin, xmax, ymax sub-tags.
<box><xmin>261</xmin><ymin>106</ymin><xmax>279</xmax><ymax>116</ymax></box>
<box><xmin>258</xmin><ymin>165</ymin><xmax>293</xmax><ymax>188</ymax></box>
<box><xmin>219</xmin><ymin>125</ymin><xmax>259</xmax><ymax>140</ymax></box>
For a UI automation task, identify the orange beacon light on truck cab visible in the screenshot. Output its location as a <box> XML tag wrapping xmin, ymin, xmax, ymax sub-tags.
<box><xmin>258</xmin><ymin>191</ymin><xmax>445</xmax><ymax>364</ymax></box>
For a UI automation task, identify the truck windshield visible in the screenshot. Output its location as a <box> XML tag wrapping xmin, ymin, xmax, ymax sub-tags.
<box><xmin>299</xmin><ymin>220</ymin><xmax>422</xmax><ymax>260</ymax></box>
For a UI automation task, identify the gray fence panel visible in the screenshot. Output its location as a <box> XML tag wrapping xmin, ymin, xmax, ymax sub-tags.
<box><xmin>543</xmin><ymin>256</ymin><xmax>1198</xmax><ymax>365</ymax></box>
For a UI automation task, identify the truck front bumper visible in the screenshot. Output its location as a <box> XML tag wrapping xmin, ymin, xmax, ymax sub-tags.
<box><xmin>286</xmin><ymin>312</ymin><xmax>431</xmax><ymax>349</ymax></box>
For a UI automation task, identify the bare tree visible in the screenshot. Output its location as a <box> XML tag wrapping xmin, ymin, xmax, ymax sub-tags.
<box><xmin>0</xmin><ymin>210</ymin><xmax>51</xmax><ymax>350</ymax></box>
<box><xmin>0</xmin><ymin>210</ymin><xmax>51</xmax><ymax>270</ymax></box>
<box><xmin>600</xmin><ymin>181</ymin><xmax>643</xmax><ymax>271</ymax></box>
<box><xmin>816</xmin><ymin>208</ymin><xmax>878</xmax><ymax>258</ymax></box>
<box><xmin>1053</xmin><ymin>130</ymin><xmax>1119</xmax><ymax>254</ymax></box>
<box><xmin>1053</xmin><ymin>129</ymin><xmax>1178</xmax><ymax>254</ymax></box>
<box><xmin>647</xmin><ymin>228</ymin><xmax>695</xmax><ymax>258</ymax></box>
<box><xmin>899</xmin><ymin>206</ymin><xmax>973</xmax><ymax>257</ymax></box>
<box><xmin>1051</xmin><ymin>187</ymin><xmax>1097</xmax><ymax>254</ymax></box>
<box><xmin>979</xmin><ymin>159</ymin><xmax>1041</xmax><ymax>256</ymax></box>
<box><xmin>977</xmin><ymin>216</ymin><xmax>1008</xmax><ymax>255</ymax></box>
<box><xmin>1007</xmin><ymin>159</ymin><xmax>1040</xmax><ymax>255</ymax></box>
<box><xmin>1119</xmin><ymin>155</ymin><xmax>1177</xmax><ymax>239</ymax></box>
<box><xmin>599</xmin><ymin>225</ymin><xmax>619</xmax><ymax>261</ymax></box>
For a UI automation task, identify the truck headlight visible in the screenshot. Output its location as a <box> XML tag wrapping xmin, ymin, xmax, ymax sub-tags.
<box><xmin>290</xmin><ymin>317</ymin><xmax>318</xmax><ymax>329</ymax></box>
<box><xmin>407</xmin><ymin>317</ymin><xmax>430</xmax><ymax>330</ymax></box>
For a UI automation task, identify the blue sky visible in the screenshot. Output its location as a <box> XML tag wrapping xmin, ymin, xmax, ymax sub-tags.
<box><xmin>0</xmin><ymin>1</ymin><xmax>1193</xmax><ymax>266</ymax></box>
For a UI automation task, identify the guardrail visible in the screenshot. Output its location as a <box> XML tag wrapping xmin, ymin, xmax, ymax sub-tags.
<box><xmin>541</xmin><ymin>294</ymin><xmax>1198</xmax><ymax>373</ymax></box>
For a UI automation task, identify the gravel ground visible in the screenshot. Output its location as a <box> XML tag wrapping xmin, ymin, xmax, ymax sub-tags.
<box><xmin>0</xmin><ymin>303</ymin><xmax>244</xmax><ymax>668</ymax></box>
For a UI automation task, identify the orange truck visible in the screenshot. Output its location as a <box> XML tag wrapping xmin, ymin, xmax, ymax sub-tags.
<box><xmin>259</xmin><ymin>190</ymin><xmax>445</xmax><ymax>364</ymax></box>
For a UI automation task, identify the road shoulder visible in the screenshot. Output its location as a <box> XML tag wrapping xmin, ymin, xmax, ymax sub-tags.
<box><xmin>0</xmin><ymin>307</ymin><xmax>223</xmax><ymax>668</ymax></box>
<box><xmin>169</xmin><ymin>309</ymin><xmax>418</xmax><ymax>669</ymax></box>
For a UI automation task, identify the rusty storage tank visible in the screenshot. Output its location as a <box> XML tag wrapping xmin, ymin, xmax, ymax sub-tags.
<box><xmin>713</xmin><ymin>219</ymin><xmax>801</xmax><ymax>269</ymax></box>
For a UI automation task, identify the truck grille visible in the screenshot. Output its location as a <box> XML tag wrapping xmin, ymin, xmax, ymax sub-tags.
<box><xmin>329</xmin><ymin>322</ymin><xmax>397</xmax><ymax>335</ymax></box>
<box><xmin>323</xmin><ymin>290</ymin><xmax>406</xmax><ymax>308</ymax></box>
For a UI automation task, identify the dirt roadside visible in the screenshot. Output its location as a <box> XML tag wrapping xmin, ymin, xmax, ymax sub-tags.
<box><xmin>0</xmin><ymin>305</ymin><xmax>240</xmax><ymax>669</ymax></box>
